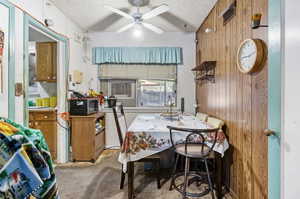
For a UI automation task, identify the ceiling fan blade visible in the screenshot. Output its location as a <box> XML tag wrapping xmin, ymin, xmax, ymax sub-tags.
<box><xmin>104</xmin><ymin>5</ymin><xmax>133</xmax><ymax>20</ymax></box>
<box><xmin>142</xmin><ymin>22</ymin><xmax>164</xmax><ymax>34</ymax></box>
<box><xmin>142</xmin><ymin>4</ymin><xmax>170</xmax><ymax>20</ymax></box>
<box><xmin>117</xmin><ymin>23</ymin><xmax>135</xmax><ymax>33</ymax></box>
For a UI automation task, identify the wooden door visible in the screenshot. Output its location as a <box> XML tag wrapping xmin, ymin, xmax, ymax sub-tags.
<box><xmin>71</xmin><ymin>117</ymin><xmax>95</xmax><ymax>161</ymax></box>
<box><xmin>34</xmin><ymin>120</ymin><xmax>57</xmax><ymax>159</ymax></box>
<box><xmin>51</xmin><ymin>43</ymin><xmax>57</xmax><ymax>81</ymax></box>
<box><xmin>36</xmin><ymin>42</ymin><xmax>57</xmax><ymax>82</ymax></box>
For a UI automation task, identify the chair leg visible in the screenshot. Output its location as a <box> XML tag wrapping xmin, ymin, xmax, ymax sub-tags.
<box><xmin>169</xmin><ymin>153</ymin><xmax>180</xmax><ymax>191</ymax></box>
<box><xmin>204</xmin><ymin>159</ymin><xmax>215</xmax><ymax>199</ymax></box>
<box><xmin>182</xmin><ymin>157</ymin><xmax>190</xmax><ymax>199</ymax></box>
<box><xmin>128</xmin><ymin>162</ymin><xmax>134</xmax><ymax>199</ymax></box>
<box><xmin>155</xmin><ymin>160</ymin><xmax>161</xmax><ymax>189</ymax></box>
<box><xmin>120</xmin><ymin>170</ymin><xmax>126</xmax><ymax>189</ymax></box>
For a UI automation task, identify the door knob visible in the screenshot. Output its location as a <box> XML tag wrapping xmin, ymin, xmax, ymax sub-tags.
<box><xmin>264</xmin><ymin>129</ymin><xmax>275</xmax><ymax>136</ymax></box>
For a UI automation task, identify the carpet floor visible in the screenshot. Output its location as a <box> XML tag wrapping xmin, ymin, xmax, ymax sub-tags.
<box><xmin>55</xmin><ymin>150</ymin><xmax>231</xmax><ymax>199</ymax></box>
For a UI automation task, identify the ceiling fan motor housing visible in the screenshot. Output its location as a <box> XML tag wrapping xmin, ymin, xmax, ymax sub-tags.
<box><xmin>128</xmin><ymin>0</ymin><xmax>150</xmax><ymax>7</ymax></box>
<box><xmin>133</xmin><ymin>13</ymin><xmax>143</xmax><ymax>23</ymax></box>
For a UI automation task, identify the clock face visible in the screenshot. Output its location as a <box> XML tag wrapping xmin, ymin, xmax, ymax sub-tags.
<box><xmin>238</xmin><ymin>39</ymin><xmax>258</xmax><ymax>73</ymax></box>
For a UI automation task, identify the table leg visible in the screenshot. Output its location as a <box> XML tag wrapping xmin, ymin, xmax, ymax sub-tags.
<box><xmin>215</xmin><ymin>153</ymin><xmax>223</xmax><ymax>199</ymax></box>
<box><xmin>128</xmin><ymin>162</ymin><xmax>134</xmax><ymax>199</ymax></box>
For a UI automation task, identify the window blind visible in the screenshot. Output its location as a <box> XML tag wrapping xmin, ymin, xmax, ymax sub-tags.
<box><xmin>98</xmin><ymin>64</ymin><xmax>177</xmax><ymax>80</ymax></box>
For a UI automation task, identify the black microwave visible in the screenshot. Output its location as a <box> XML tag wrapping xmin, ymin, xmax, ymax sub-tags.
<box><xmin>69</xmin><ymin>98</ymin><xmax>99</xmax><ymax>116</ymax></box>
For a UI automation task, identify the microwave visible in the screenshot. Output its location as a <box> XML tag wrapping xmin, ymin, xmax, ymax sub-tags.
<box><xmin>69</xmin><ymin>98</ymin><xmax>99</xmax><ymax>116</ymax></box>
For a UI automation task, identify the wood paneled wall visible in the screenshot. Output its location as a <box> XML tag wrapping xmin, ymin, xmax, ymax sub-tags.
<box><xmin>196</xmin><ymin>0</ymin><xmax>268</xmax><ymax>198</ymax></box>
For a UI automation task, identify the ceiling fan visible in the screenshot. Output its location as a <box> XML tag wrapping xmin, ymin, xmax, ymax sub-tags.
<box><xmin>104</xmin><ymin>1</ymin><xmax>169</xmax><ymax>34</ymax></box>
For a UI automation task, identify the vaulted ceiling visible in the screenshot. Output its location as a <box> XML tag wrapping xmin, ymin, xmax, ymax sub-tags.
<box><xmin>51</xmin><ymin>0</ymin><xmax>217</xmax><ymax>32</ymax></box>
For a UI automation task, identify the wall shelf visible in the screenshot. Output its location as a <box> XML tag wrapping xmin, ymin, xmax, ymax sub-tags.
<box><xmin>192</xmin><ymin>61</ymin><xmax>216</xmax><ymax>83</ymax></box>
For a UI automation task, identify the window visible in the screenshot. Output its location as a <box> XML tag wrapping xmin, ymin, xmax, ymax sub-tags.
<box><xmin>99</xmin><ymin>64</ymin><xmax>177</xmax><ymax>107</ymax></box>
<box><xmin>137</xmin><ymin>80</ymin><xmax>176</xmax><ymax>107</ymax></box>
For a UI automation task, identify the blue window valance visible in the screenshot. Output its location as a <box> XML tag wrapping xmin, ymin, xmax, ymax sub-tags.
<box><xmin>92</xmin><ymin>47</ymin><xmax>183</xmax><ymax>65</ymax></box>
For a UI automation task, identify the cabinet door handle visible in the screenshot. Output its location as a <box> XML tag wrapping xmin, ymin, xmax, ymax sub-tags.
<box><xmin>35</xmin><ymin>122</ymin><xmax>39</xmax><ymax>125</ymax></box>
<box><xmin>47</xmin><ymin>76</ymin><xmax>50</xmax><ymax>79</ymax></box>
<box><xmin>44</xmin><ymin>115</ymin><xmax>48</xmax><ymax>119</ymax></box>
<box><xmin>52</xmin><ymin>76</ymin><xmax>56</xmax><ymax>80</ymax></box>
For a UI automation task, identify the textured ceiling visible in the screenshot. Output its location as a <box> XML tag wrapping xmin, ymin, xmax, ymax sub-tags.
<box><xmin>51</xmin><ymin>0</ymin><xmax>217</xmax><ymax>32</ymax></box>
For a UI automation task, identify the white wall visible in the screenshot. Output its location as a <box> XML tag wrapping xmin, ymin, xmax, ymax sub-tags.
<box><xmin>88</xmin><ymin>31</ymin><xmax>196</xmax><ymax>113</ymax></box>
<box><xmin>283</xmin><ymin>0</ymin><xmax>300</xmax><ymax>198</ymax></box>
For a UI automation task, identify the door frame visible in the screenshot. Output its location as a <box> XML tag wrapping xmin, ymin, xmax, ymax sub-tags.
<box><xmin>0</xmin><ymin>0</ymin><xmax>15</xmax><ymax>120</ymax></box>
<box><xmin>23</xmin><ymin>14</ymin><xmax>70</xmax><ymax>163</ymax></box>
<box><xmin>268</xmin><ymin>0</ymin><xmax>283</xmax><ymax>198</ymax></box>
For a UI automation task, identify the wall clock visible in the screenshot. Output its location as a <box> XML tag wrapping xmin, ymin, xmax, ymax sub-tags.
<box><xmin>237</xmin><ymin>38</ymin><xmax>265</xmax><ymax>74</ymax></box>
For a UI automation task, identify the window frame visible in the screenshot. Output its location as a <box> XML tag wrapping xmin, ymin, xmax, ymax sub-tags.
<box><xmin>98</xmin><ymin>65</ymin><xmax>178</xmax><ymax>108</ymax></box>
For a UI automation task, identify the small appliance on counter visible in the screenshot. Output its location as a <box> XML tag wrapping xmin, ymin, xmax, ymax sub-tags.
<box><xmin>68</xmin><ymin>90</ymin><xmax>99</xmax><ymax>116</ymax></box>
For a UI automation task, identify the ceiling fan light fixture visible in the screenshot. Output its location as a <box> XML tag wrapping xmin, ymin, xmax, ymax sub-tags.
<box><xmin>132</xmin><ymin>24</ymin><xmax>143</xmax><ymax>38</ymax></box>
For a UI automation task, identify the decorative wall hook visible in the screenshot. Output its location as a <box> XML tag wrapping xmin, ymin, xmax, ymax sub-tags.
<box><xmin>251</xmin><ymin>13</ymin><xmax>268</xmax><ymax>29</ymax></box>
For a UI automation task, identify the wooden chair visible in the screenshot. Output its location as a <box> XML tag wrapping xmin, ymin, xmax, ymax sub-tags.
<box><xmin>195</xmin><ymin>112</ymin><xmax>209</xmax><ymax>122</ymax></box>
<box><xmin>207</xmin><ymin>117</ymin><xmax>224</xmax><ymax>129</ymax></box>
<box><xmin>112</xmin><ymin>105</ymin><xmax>161</xmax><ymax>190</ymax></box>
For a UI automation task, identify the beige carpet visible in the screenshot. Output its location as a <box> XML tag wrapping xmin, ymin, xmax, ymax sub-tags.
<box><xmin>55</xmin><ymin>150</ymin><xmax>231</xmax><ymax>199</ymax></box>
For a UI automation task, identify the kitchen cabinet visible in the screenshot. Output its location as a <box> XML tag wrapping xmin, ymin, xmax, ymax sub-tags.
<box><xmin>29</xmin><ymin>110</ymin><xmax>57</xmax><ymax>160</ymax></box>
<box><xmin>36</xmin><ymin>42</ymin><xmax>57</xmax><ymax>82</ymax></box>
<box><xmin>70</xmin><ymin>112</ymin><xmax>105</xmax><ymax>162</ymax></box>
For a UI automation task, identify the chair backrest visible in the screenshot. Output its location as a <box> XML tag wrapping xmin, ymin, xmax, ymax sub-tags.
<box><xmin>207</xmin><ymin>117</ymin><xmax>224</xmax><ymax>129</ymax></box>
<box><xmin>196</xmin><ymin>112</ymin><xmax>209</xmax><ymax>122</ymax></box>
<box><xmin>112</xmin><ymin>105</ymin><xmax>128</xmax><ymax>146</ymax></box>
<box><xmin>167</xmin><ymin>126</ymin><xmax>219</xmax><ymax>157</ymax></box>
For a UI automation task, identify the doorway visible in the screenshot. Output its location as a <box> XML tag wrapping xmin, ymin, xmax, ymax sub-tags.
<box><xmin>27</xmin><ymin>26</ymin><xmax>58</xmax><ymax>160</ymax></box>
<box><xmin>24</xmin><ymin>14</ymin><xmax>70</xmax><ymax>163</ymax></box>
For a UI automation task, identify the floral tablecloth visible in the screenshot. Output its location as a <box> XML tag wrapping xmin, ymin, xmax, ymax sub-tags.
<box><xmin>0</xmin><ymin>117</ymin><xmax>58</xmax><ymax>199</ymax></box>
<box><xmin>118</xmin><ymin>114</ymin><xmax>229</xmax><ymax>172</ymax></box>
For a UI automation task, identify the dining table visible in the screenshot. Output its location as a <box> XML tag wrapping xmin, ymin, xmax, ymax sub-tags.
<box><xmin>118</xmin><ymin>113</ymin><xmax>229</xmax><ymax>199</ymax></box>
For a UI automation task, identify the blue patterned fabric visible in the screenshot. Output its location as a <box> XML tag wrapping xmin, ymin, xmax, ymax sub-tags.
<box><xmin>0</xmin><ymin>118</ymin><xmax>58</xmax><ymax>199</ymax></box>
<box><xmin>92</xmin><ymin>47</ymin><xmax>183</xmax><ymax>64</ymax></box>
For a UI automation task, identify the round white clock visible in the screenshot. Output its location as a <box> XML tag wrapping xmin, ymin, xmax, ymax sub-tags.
<box><xmin>237</xmin><ymin>39</ymin><xmax>265</xmax><ymax>74</ymax></box>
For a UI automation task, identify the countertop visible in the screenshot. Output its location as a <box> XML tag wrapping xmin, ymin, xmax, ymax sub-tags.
<box><xmin>28</xmin><ymin>107</ymin><xmax>57</xmax><ymax>112</ymax></box>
